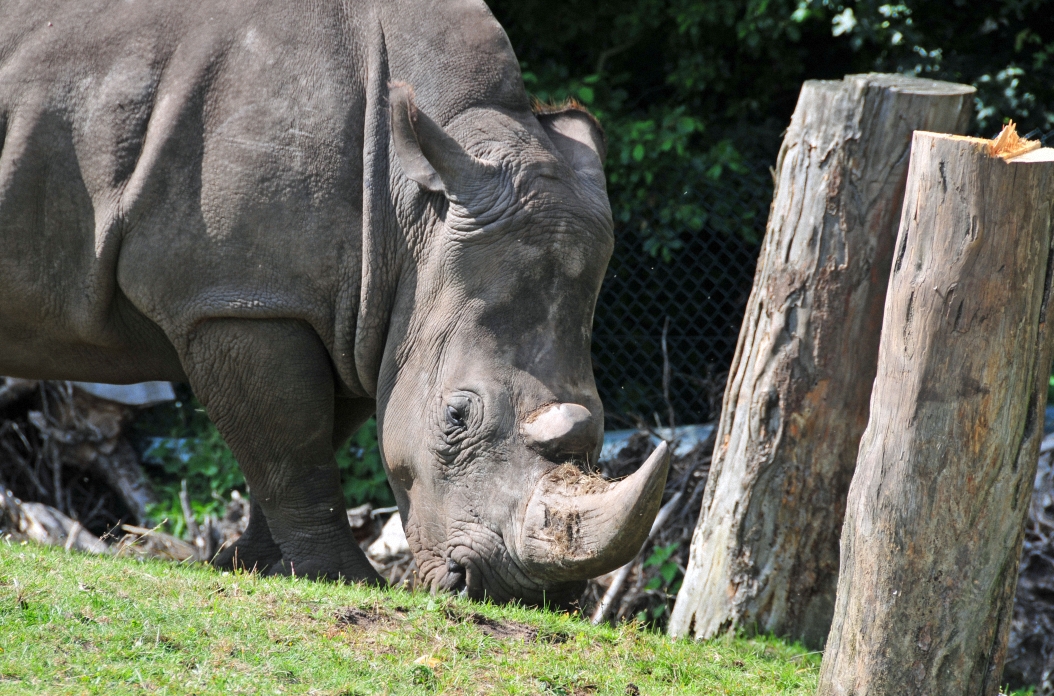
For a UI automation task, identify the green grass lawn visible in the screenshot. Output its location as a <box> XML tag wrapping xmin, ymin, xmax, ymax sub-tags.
<box><xmin>0</xmin><ymin>541</ymin><xmax>822</xmax><ymax>695</ymax></box>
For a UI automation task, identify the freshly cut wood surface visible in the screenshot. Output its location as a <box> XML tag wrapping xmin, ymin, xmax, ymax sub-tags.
<box><xmin>989</xmin><ymin>120</ymin><xmax>1044</xmax><ymax>160</ymax></box>
<box><xmin>818</xmin><ymin>131</ymin><xmax>1054</xmax><ymax>695</ymax></box>
<box><xmin>669</xmin><ymin>74</ymin><xmax>973</xmax><ymax>647</ymax></box>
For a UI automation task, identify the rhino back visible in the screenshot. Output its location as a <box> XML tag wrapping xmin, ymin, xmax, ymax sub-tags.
<box><xmin>0</xmin><ymin>0</ymin><xmax>369</xmax><ymax>383</ymax></box>
<box><xmin>0</xmin><ymin>0</ymin><xmax>535</xmax><ymax>393</ymax></box>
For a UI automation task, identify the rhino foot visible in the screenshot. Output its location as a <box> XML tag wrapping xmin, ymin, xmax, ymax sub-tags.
<box><xmin>211</xmin><ymin>500</ymin><xmax>284</xmax><ymax>572</ymax></box>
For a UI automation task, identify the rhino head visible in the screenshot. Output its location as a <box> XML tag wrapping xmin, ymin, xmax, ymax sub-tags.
<box><xmin>374</xmin><ymin>84</ymin><xmax>670</xmax><ymax>604</ymax></box>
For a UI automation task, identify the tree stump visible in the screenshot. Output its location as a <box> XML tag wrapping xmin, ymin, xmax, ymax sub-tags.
<box><xmin>817</xmin><ymin>129</ymin><xmax>1054</xmax><ymax>694</ymax></box>
<box><xmin>669</xmin><ymin>74</ymin><xmax>974</xmax><ymax>647</ymax></box>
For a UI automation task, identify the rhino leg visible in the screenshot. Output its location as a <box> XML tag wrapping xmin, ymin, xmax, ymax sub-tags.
<box><xmin>211</xmin><ymin>498</ymin><xmax>283</xmax><ymax>572</ymax></box>
<box><xmin>182</xmin><ymin>318</ymin><xmax>382</xmax><ymax>584</ymax></box>
<box><xmin>212</xmin><ymin>397</ymin><xmax>376</xmax><ymax>572</ymax></box>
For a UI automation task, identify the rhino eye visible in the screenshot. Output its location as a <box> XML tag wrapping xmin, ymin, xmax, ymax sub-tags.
<box><xmin>446</xmin><ymin>405</ymin><xmax>466</xmax><ymax>429</ymax></box>
<box><xmin>436</xmin><ymin>392</ymin><xmax>484</xmax><ymax>461</ymax></box>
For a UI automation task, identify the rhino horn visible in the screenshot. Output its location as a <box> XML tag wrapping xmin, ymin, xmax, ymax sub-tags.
<box><xmin>521</xmin><ymin>403</ymin><xmax>596</xmax><ymax>459</ymax></box>
<box><xmin>517</xmin><ymin>441</ymin><xmax>670</xmax><ymax>581</ymax></box>
<box><xmin>389</xmin><ymin>81</ymin><xmax>496</xmax><ymax>198</ymax></box>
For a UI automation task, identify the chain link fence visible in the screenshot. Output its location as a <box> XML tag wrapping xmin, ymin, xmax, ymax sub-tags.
<box><xmin>592</xmin><ymin>163</ymin><xmax>772</xmax><ymax>429</ymax></box>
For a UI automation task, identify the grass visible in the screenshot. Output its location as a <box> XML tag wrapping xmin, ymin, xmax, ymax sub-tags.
<box><xmin>0</xmin><ymin>541</ymin><xmax>822</xmax><ymax>695</ymax></box>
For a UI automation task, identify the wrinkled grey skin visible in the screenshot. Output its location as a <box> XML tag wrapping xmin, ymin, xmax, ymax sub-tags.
<box><xmin>0</xmin><ymin>0</ymin><xmax>656</xmax><ymax>603</ymax></box>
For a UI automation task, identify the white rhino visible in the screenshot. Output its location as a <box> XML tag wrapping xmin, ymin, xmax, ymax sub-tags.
<box><xmin>0</xmin><ymin>0</ymin><xmax>669</xmax><ymax>603</ymax></box>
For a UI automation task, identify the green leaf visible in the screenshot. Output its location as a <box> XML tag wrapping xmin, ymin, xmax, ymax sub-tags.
<box><xmin>644</xmin><ymin>542</ymin><xmax>678</xmax><ymax>568</ymax></box>
<box><xmin>675</xmin><ymin>116</ymin><xmax>697</xmax><ymax>134</ymax></box>
<box><xmin>660</xmin><ymin>562</ymin><xmax>679</xmax><ymax>585</ymax></box>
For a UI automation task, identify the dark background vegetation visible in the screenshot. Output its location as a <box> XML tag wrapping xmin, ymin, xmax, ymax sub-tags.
<box><xmin>139</xmin><ymin>0</ymin><xmax>1054</xmax><ymax>522</ymax></box>
<box><xmin>493</xmin><ymin>0</ymin><xmax>1054</xmax><ymax>260</ymax></box>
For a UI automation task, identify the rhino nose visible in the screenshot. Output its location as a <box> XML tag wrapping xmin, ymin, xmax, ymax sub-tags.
<box><xmin>520</xmin><ymin>403</ymin><xmax>598</xmax><ymax>459</ymax></box>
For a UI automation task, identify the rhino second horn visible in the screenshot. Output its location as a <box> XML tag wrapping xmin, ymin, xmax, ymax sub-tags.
<box><xmin>516</xmin><ymin>441</ymin><xmax>671</xmax><ymax>582</ymax></box>
<box><xmin>521</xmin><ymin>403</ymin><xmax>594</xmax><ymax>457</ymax></box>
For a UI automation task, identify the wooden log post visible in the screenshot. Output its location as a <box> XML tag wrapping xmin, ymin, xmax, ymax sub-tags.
<box><xmin>817</xmin><ymin>129</ymin><xmax>1054</xmax><ymax>694</ymax></box>
<box><xmin>669</xmin><ymin>74</ymin><xmax>974</xmax><ymax>647</ymax></box>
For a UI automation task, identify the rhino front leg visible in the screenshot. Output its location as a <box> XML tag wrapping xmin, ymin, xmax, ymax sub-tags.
<box><xmin>182</xmin><ymin>318</ymin><xmax>382</xmax><ymax>584</ymax></box>
<box><xmin>212</xmin><ymin>396</ymin><xmax>374</xmax><ymax>571</ymax></box>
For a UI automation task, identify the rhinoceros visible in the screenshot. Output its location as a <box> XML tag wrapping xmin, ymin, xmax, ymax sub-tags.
<box><xmin>0</xmin><ymin>0</ymin><xmax>669</xmax><ymax>603</ymax></box>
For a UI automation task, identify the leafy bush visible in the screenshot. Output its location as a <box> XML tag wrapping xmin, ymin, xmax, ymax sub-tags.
<box><xmin>639</xmin><ymin>541</ymin><xmax>684</xmax><ymax>623</ymax></box>
<box><xmin>144</xmin><ymin>419</ymin><xmax>244</xmax><ymax>538</ymax></box>
<box><xmin>334</xmin><ymin>417</ymin><xmax>396</xmax><ymax>510</ymax></box>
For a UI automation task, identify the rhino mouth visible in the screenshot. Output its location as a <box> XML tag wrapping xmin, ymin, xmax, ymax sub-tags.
<box><xmin>437</xmin><ymin>559</ymin><xmax>468</xmax><ymax>594</ymax></box>
<box><xmin>412</xmin><ymin>524</ymin><xmax>583</xmax><ymax>607</ymax></box>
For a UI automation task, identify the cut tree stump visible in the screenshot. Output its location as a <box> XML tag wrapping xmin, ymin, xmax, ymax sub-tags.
<box><xmin>817</xmin><ymin>129</ymin><xmax>1054</xmax><ymax>694</ymax></box>
<box><xmin>669</xmin><ymin>74</ymin><xmax>974</xmax><ymax>647</ymax></box>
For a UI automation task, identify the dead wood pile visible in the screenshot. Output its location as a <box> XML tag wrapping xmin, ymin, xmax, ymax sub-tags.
<box><xmin>0</xmin><ymin>379</ymin><xmax>155</xmax><ymax>534</ymax></box>
<box><xmin>0</xmin><ymin>377</ymin><xmax>383</xmax><ymax>563</ymax></box>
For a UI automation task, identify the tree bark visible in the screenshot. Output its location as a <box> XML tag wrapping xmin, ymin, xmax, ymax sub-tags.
<box><xmin>669</xmin><ymin>74</ymin><xmax>974</xmax><ymax>647</ymax></box>
<box><xmin>817</xmin><ymin>132</ymin><xmax>1054</xmax><ymax>694</ymax></box>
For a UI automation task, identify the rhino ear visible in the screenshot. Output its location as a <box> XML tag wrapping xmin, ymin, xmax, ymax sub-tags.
<box><xmin>389</xmin><ymin>82</ymin><xmax>494</xmax><ymax>198</ymax></box>
<box><xmin>537</xmin><ymin>109</ymin><xmax>606</xmax><ymax>188</ymax></box>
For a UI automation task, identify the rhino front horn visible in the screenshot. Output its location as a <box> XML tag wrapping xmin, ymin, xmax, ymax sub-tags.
<box><xmin>516</xmin><ymin>441</ymin><xmax>671</xmax><ymax>582</ymax></box>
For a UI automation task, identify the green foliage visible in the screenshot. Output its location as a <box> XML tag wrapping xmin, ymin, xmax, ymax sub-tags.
<box><xmin>520</xmin><ymin>58</ymin><xmax>753</xmax><ymax>262</ymax></box>
<box><xmin>131</xmin><ymin>391</ymin><xmax>244</xmax><ymax>536</ymax></box>
<box><xmin>144</xmin><ymin>420</ymin><xmax>244</xmax><ymax>538</ymax></box>
<box><xmin>642</xmin><ymin>542</ymin><xmax>682</xmax><ymax>593</ymax></box>
<box><xmin>490</xmin><ymin>0</ymin><xmax>1054</xmax><ymax>261</ymax></box>
<box><xmin>637</xmin><ymin>541</ymin><xmax>684</xmax><ymax>624</ymax></box>
<box><xmin>335</xmin><ymin>419</ymin><xmax>396</xmax><ymax>510</ymax></box>
<box><xmin>788</xmin><ymin>1</ymin><xmax>1054</xmax><ymax>135</ymax></box>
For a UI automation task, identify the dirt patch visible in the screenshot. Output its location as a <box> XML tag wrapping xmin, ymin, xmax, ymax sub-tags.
<box><xmin>445</xmin><ymin>607</ymin><xmax>568</xmax><ymax>643</ymax></box>
<box><xmin>334</xmin><ymin>606</ymin><xmax>405</xmax><ymax>631</ymax></box>
<box><xmin>334</xmin><ymin>604</ymin><xmax>569</xmax><ymax>645</ymax></box>
<box><xmin>466</xmin><ymin>612</ymin><xmax>539</xmax><ymax>641</ymax></box>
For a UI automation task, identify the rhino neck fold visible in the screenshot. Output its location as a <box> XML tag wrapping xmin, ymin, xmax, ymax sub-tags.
<box><xmin>349</xmin><ymin>20</ymin><xmax>398</xmax><ymax>400</ymax></box>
